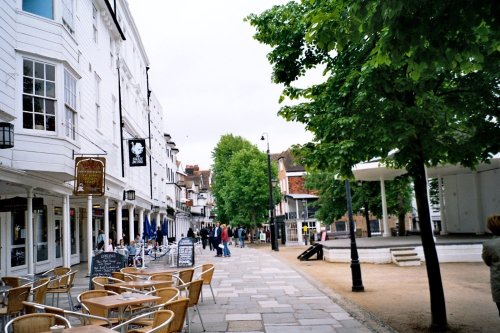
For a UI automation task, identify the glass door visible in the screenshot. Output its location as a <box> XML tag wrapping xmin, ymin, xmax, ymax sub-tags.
<box><xmin>11</xmin><ymin>210</ymin><xmax>27</xmax><ymax>269</ymax></box>
<box><xmin>0</xmin><ymin>213</ymin><xmax>7</xmax><ymax>276</ymax></box>
<box><xmin>34</xmin><ymin>209</ymin><xmax>48</xmax><ymax>272</ymax></box>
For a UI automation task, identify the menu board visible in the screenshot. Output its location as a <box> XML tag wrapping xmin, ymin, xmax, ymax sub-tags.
<box><xmin>177</xmin><ymin>237</ymin><xmax>195</xmax><ymax>268</ymax></box>
<box><xmin>89</xmin><ymin>252</ymin><xmax>126</xmax><ymax>289</ymax></box>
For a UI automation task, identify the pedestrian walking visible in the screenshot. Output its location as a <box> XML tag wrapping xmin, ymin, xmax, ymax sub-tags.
<box><xmin>156</xmin><ymin>226</ymin><xmax>163</xmax><ymax>246</ymax></box>
<box><xmin>482</xmin><ymin>214</ymin><xmax>500</xmax><ymax>317</ymax></box>
<box><xmin>222</xmin><ymin>224</ymin><xmax>231</xmax><ymax>257</ymax></box>
<box><xmin>200</xmin><ymin>225</ymin><xmax>209</xmax><ymax>249</ymax></box>
<box><xmin>238</xmin><ymin>226</ymin><xmax>246</xmax><ymax>248</ymax></box>
<box><xmin>208</xmin><ymin>226</ymin><xmax>214</xmax><ymax>251</ymax></box>
<box><xmin>213</xmin><ymin>222</ymin><xmax>223</xmax><ymax>257</ymax></box>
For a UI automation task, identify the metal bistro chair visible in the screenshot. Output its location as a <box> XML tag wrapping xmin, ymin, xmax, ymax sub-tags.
<box><xmin>46</xmin><ymin>270</ymin><xmax>77</xmax><ymax>309</ymax></box>
<box><xmin>31</xmin><ymin>277</ymin><xmax>50</xmax><ymax>304</ymax></box>
<box><xmin>0</xmin><ymin>285</ymin><xmax>31</xmax><ymax>327</ymax></box>
<box><xmin>125</xmin><ymin>298</ymin><xmax>188</xmax><ymax>333</ymax></box>
<box><xmin>92</xmin><ymin>276</ymin><xmax>125</xmax><ymax>290</ymax></box>
<box><xmin>4</xmin><ymin>313</ymin><xmax>71</xmax><ymax>333</ymax></box>
<box><xmin>194</xmin><ymin>263</ymin><xmax>216</xmax><ymax>304</ymax></box>
<box><xmin>185</xmin><ymin>280</ymin><xmax>205</xmax><ymax>333</ymax></box>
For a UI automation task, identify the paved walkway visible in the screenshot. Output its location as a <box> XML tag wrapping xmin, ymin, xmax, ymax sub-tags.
<box><xmin>64</xmin><ymin>244</ymin><xmax>378</xmax><ymax>332</ymax></box>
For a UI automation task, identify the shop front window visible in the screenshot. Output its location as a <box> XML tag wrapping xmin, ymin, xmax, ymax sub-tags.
<box><xmin>11</xmin><ymin>210</ymin><xmax>26</xmax><ymax>267</ymax></box>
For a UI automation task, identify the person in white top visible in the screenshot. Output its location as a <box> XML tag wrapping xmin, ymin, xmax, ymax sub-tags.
<box><xmin>105</xmin><ymin>238</ymin><xmax>114</xmax><ymax>252</ymax></box>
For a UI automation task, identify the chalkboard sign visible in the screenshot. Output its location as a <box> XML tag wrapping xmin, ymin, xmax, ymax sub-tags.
<box><xmin>177</xmin><ymin>237</ymin><xmax>195</xmax><ymax>268</ymax></box>
<box><xmin>89</xmin><ymin>252</ymin><xmax>126</xmax><ymax>289</ymax></box>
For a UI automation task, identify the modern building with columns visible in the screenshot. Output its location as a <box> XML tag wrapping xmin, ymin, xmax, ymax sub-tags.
<box><xmin>0</xmin><ymin>0</ymin><xmax>182</xmax><ymax>276</ymax></box>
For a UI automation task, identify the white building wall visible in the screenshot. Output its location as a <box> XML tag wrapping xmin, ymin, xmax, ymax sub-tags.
<box><xmin>0</xmin><ymin>0</ymin><xmax>173</xmax><ymax>273</ymax></box>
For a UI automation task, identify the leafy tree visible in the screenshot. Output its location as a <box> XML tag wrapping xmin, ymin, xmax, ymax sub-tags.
<box><xmin>220</xmin><ymin>148</ymin><xmax>280</xmax><ymax>230</ymax></box>
<box><xmin>211</xmin><ymin>134</ymin><xmax>256</xmax><ymax>224</ymax></box>
<box><xmin>212</xmin><ymin>135</ymin><xmax>280</xmax><ymax>231</ymax></box>
<box><xmin>247</xmin><ymin>1</ymin><xmax>499</xmax><ymax>330</ymax></box>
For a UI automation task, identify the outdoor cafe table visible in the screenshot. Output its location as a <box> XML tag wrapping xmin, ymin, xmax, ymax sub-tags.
<box><xmin>42</xmin><ymin>326</ymin><xmax>116</xmax><ymax>333</ymax></box>
<box><xmin>110</xmin><ymin>279</ymin><xmax>173</xmax><ymax>290</ymax></box>
<box><xmin>81</xmin><ymin>292</ymin><xmax>161</xmax><ymax>322</ymax></box>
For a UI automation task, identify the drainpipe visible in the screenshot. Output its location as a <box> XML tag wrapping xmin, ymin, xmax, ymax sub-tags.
<box><xmin>117</xmin><ymin>57</ymin><xmax>125</xmax><ymax>178</ymax></box>
<box><xmin>146</xmin><ymin>67</ymin><xmax>153</xmax><ymax>200</ymax></box>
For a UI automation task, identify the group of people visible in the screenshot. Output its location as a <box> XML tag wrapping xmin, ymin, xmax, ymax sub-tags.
<box><xmin>198</xmin><ymin>223</ymin><xmax>249</xmax><ymax>257</ymax></box>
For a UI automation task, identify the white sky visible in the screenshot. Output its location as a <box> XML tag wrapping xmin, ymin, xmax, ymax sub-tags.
<box><xmin>128</xmin><ymin>0</ymin><xmax>312</xmax><ymax>170</ymax></box>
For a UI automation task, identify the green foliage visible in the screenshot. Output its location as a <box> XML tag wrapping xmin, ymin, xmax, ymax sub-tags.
<box><xmin>305</xmin><ymin>172</ymin><xmax>412</xmax><ymax>223</ymax></box>
<box><xmin>211</xmin><ymin>134</ymin><xmax>256</xmax><ymax>224</ymax></box>
<box><xmin>247</xmin><ymin>1</ymin><xmax>499</xmax><ymax>177</ymax></box>
<box><xmin>211</xmin><ymin>135</ymin><xmax>280</xmax><ymax>229</ymax></box>
<box><xmin>248</xmin><ymin>1</ymin><xmax>498</xmax><ymax>327</ymax></box>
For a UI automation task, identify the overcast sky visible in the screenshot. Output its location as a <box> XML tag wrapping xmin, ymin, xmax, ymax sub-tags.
<box><xmin>128</xmin><ymin>0</ymin><xmax>312</xmax><ymax>170</ymax></box>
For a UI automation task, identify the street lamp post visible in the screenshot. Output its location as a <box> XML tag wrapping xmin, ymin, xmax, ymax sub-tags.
<box><xmin>302</xmin><ymin>199</ymin><xmax>308</xmax><ymax>245</ymax></box>
<box><xmin>345</xmin><ymin>180</ymin><xmax>364</xmax><ymax>292</ymax></box>
<box><xmin>261</xmin><ymin>133</ymin><xmax>278</xmax><ymax>251</ymax></box>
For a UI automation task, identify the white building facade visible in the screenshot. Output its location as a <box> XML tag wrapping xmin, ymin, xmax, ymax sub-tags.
<box><xmin>0</xmin><ymin>0</ymin><xmax>178</xmax><ymax>275</ymax></box>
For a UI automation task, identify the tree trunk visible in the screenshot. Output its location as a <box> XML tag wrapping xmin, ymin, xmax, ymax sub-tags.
<box><xmin>364</xmin><ymin>202</ymin><xmax>372</xmax><ymax>237</ymax></box>
<box><xmin>397</xmin><ymin>211</ymin><xmax>406</xmax><ymax>236</ymax></box>
<box><xmin>412</xmin><ymin>157</ymin><xmax>448</xmax><ymax>331</ymax></box>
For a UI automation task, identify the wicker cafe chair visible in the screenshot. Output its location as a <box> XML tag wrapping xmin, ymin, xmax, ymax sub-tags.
<box><xmin>149</xmin><ymin>273</ymin><xmax>175</xmax><ymax>289</ymax></box>
<box><xmin>1</xmin><ymin>277</ymin><xmax>21</xmax><ymax>288</ymax></box>
<box><xmin>185</xmin><ymin>280</ymin><xmax>205</xmax><ymax>333</ymax></box>
<box><xmin>124</xmin><ymin>298</ymin><xmax>188</xmax><ymax>333</ymax></box>
<box><xmin>42</xmin><ymin>267</ymin><xmax>71</xmax><ymax>279</ymax></box>
<box><xmin>112</xmin><ymin>309</ymin><xmax>174</xmax><ymax>333</ymax></box>
<box><xmin>77</xmin><ymin>290</ymin><xmax>120</xmax><ymax>326</ymax></box>
<box><xmin>46</xmin><ymin>270</ymin><xmax>77</xmax><ymax>309</ymax></box>
<box><xmin>0</xmin><ymin>285</ymin><xmax>31</xmax><ymax>327</ymax></box>
<box><xmin>161</xmin><ymin>298</ymin><xmax>189</xmax><ymax>333</ymax></box>
<box><xmin>92</xmin><ymin>276</ymin><xmax>125</xmax><ymax>290</ymax></box>
<box><xmin>194</xmin><ymin>263</ymin><xmax>216</xmax><ymax>304</ymax></box>
<box><xmin>148</xmin><ymin>287</ymin><xmax>180</xmax><ymax>305</ymax></box>
<box><xmin>31</xmin><ymin>277</ymin><xmax>50</xmax><ymax>304</ymax></box>
<box><xmin>22</xmin><ymin>301</ymin><xmax>113</xmax><ymax>328</ymax></box>
<box><xmin>112</xmin><ymin>271</ymin><xmax>134</xmax><ymax>282</ymax></box>
<box><xmin>4</xmin><ymin>313</ymin><xmax>71</xmax><ymax>333</ymax></box>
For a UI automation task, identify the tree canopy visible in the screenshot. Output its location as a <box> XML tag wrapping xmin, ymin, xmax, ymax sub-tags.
<box><xmin>211</xmin><ymin>134</ymin><xmax>280</xmax><ymax>229</ymax></box>
<box><xmin>247</xmin><ymin>0</ymin><xmax>498</xmax><ymax>329</ymax></box>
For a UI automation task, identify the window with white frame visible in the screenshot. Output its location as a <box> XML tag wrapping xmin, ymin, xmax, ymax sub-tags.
<box><xmin>22</xmin><ymin>58</ymin><xmax>56</xmax><ymax>131</ymax></box>
<box><xmin>22</xmin><ymin>0</ymin><xmax>53</xmax><ymax>19</ymax></box>
<box><xmin>61</xmin><ymin>0</ymin><xmax>74</xmax><ymax>33</ymax></box>
<box><xmin>94</xmin><ymin>73</ymin><xmax>101</xmax><ymax>129</ymax></box>
<box><xmin>64</xmin><ymin>70</ymin><xmax>76</xmax><ymax>139</ymax></box>
<box><xmin>92</xmin><ymin>3</ymin><xmax>98</xmax><ymax>43</ymax></box>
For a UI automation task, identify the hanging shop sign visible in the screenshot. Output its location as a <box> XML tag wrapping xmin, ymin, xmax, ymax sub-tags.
<box><xmin>74</xmin><ymin>157</ymin><xmax>106</xmax><ymax>196</ymax></box>
<box><xmin>128</xmin><ymin>139</ymin><xmax>147</xmax><ymax>167</ymax></box>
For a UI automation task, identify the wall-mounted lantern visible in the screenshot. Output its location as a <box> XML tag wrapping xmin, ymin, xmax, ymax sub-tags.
<box><xmin>123</xmin><ymin>190</ymin><xmax>135</xmax><ymax>200</ymax></box>
<box><xmin>0</xmin><ymin>122</ymin><xmax>14</xmax><ymax>149</ymax></box>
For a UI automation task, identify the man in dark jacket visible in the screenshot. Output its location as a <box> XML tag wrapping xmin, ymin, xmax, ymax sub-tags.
<box><xmin>200</xmin><ymin>226</ymin><xmax>209</xmax><ymax>249</ymax></box>
<box><xmin>213</xmin><ymin>222</ymin><xmax>222</xmax><ymax>257</ymax></box>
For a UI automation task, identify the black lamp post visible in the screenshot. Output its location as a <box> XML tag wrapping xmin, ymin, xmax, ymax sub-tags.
<box><xmin>261</xmin><ymin>133</ymin><xmax>278</xmax><ymax>251</ymax></box>
<box><xmin>345</xmin><ymin>180</ymin><xmax>364</xmax><ymax>292</ymax></box>
<box><xmin>302</xmin><ymin>199</ymin><xmax>308</xmax><ymax>245</ymax></box>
